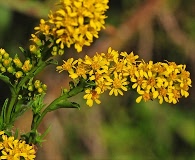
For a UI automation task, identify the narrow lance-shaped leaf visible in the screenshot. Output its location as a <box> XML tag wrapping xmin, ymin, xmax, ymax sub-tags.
<box><xmin>0</xmin><ymin>74</ymin><xmax>10</xmax><ymax>84</ymax></box>
<box><xmin>47</xmin><ymin>97</ymin><xmax>80</xmax><ymax>112</ymax></box>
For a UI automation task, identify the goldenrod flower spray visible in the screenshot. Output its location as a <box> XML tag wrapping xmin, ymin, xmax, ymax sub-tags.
<box><xmin>0</xmin><ymin>0</ymin><xmax>191</xmax><ymax>159</ymax></box>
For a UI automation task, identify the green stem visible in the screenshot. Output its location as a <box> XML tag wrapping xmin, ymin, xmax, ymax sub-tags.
<box><xmin>6</xmin><ymin>59</ymin><xmax>48</xmax><ymax>124</ymax></box>
<box><xmin>0</xmin><ymin>74</ymin><xmax>17</xmax><ymax>124</ymax></box>
<box><xmin>31</xmin><ymin>80</ymin><xmax>85</xmax><ymax>132</ymax></box>
<box><xmin>28</xmin><ymin>93</ymin><xmax>69</xmax><ymax>144</ymax></box>
<box><xmin>16</xmin><ymin>59</ymin><xmax>47</xmax><ymax>92</ymax></box>
<box><xmin>5</xmin><ymin>87</ymin><xmax>17</xmax><ymax>124</ymax></box>
<box><xmin>31</xmin><ymin>93</ymin><xmax>68</xmax><ymax>131</ymax></box>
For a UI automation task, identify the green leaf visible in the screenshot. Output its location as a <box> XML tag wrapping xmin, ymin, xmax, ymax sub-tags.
<box><xmin>48</xmin><ymin>98</ymin><xmax>80</xmax><ymax>112</ymax></box>
<box><xmin>31</xmin><ymin>94</ymin><xmax>46</xmax><ymax>114</ymax></box>
<box><xmin>1</xmin><ymin>99</ymin><xmax>9</xmax><ymax>124</ymax></box>
<box><xmin>0</xmin><ymin>74</ymin><xmax>10</xmax><ymax>83</ymax></box>
<box><xmin>19</xmin><ymin>46</ymin><xmax>25</xmax><ymax>53</ymax></box>
<box><xmin>67</xmin><ymin>78</ymin><xmax>86</xmax><ymax>97</ymax></box>
<box><xmin>85</xmin><ymin>80</ymin><xmax>96</xmax><ymax>88</ymax></box>
<box><xmin>19</xmin><ymin>47</ymin><xmax>32</xmax><ymax>59</ymax></box>
<box><xmin>36</xmin><ymin>126</ymin><xmax>51</xmax><ymax>146</ymax></box>
<box><xmin>11</xmin><ymin>104</ymin><xmax>30</xmax><ymax>124</ymax></box>
<box><xmin>46</xmin><ymin>58</ymin><xmax>58</xmax><ymax>65</ymax></box>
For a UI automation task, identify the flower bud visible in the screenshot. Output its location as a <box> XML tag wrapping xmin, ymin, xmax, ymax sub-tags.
<box><xmin>15</xmin><ymin>71</ymin><xmax>23</xmax><ymax>78</ymax></box>
<box><xmin>34</xmin><ymin>80</ymin><xmax>41</xmax><ymax>89</ymax></box>
<box><xmin>13</xmin><ymin>57</ymin><xmax>23</xmax><ymax>68</ymax></box>
<box><xmin>3</xmin><ymin>53</ymin><xmax>9</xmax><ymax>59</ymax></box>
<box><xmin>28</xmin><ymin>85</ymin><xmax>34</xmax><ymax>91</ymax></box>
<box><xmin>0</xmin><ymin>67</ymin><xmax>6</xmax><ymax>72</ymax></box>
<box><xmin>7</xmin><ymin>66</ymin><xmax>15</xmax><ymax>73</ymax></box>
<box><xmin>38</xmin><ymin>87</ymin><xmax>43</xmax><ymax>93</ymax></box>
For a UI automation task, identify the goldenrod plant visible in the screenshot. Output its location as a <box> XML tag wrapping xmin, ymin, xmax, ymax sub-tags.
<box><xmin>0</xmin><ymin>0</ymin><xmax>192</xmax><ymax>159</ymax></box>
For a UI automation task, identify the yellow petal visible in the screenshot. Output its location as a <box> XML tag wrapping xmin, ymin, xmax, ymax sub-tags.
<box><xmin>153</xmin><ymin>91</ymin><xmax>159</xmax><ymax>99</ymax></box>
<box><xmin>136</xmin><ymin>96</ymin><xmax>142</xmax><ymax>103</ymax></box>
<box><xmin>86</xmin><ymin>99</ymin><xmax>93</xmax><ymax>107</ymax></box>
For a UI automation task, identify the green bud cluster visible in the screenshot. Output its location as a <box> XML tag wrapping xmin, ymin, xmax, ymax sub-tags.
<box><xmin>29</xmin><ymin>33</ymin><xmax>65</xmax><ymax>58</ymax></box>
<box><xmin>0</xmin><ymin>49</ymin><xmax>13</xmax><ymax>73</ymax></box>
<box><xmin>17</xmin><ymin>79</ymin><xmax>47</xmax><ymax>103</ymax></box>
<box><xmin>51</xmin><ymin>46</ymin><xmax>64</xmax><ymax>56</ymax></box>
<box><xmin>27</xmin><ymin>79</ymin><xmax>47</xmax><ymax>95</ymax></box>
<box><xmin>0</xmin><ymin>48</ymin><xmax>33</xmax><ymax>79</ymax></box>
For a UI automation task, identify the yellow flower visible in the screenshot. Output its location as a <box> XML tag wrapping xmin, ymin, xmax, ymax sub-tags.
<box><xmin>1</xmin><ymin>150</ymin><xmax>20</xmax><ymax>160</ymax></box>
<box><xmin>95</xmin><ymin>77</ymin><xmax>111</xmax><ymax>94</ymax></box>
<box><xmin>0</xmin><ymin>48</ymin><xmax>6</xmax><ymax>55</ymax></box>
<box><xmin>120</xmin><ymin>51</ymin><xmax>139</xmax><ymax>64</ymax></box>
<box><xmin>153</xmin><ymin>87</ymin><xmax>169</xmax><ymax>104</ymax></box>
<box><xmin>167</xmin><ymin>87</ymin><xmax>181</xmax><ymax>104</ymax></box>
<box><xmin>180</xmin><ymin>82</ymin><xmax>190</xmax><ymax>97</ymax></box>
<box><xmin>30</xmin><ymin>34</ymin><xmax>42</xmax><ymax>46</ymax></box>
<box><xmin>1</xmin><ymin>134</ymin><xmax>15</xmax><ymax>149</ymax></box>
<box><xmin>142</xmin><ymin>70</ymin><xmax>156</xmax><ymax>90</ymax></box>
<box><xmin>109</xmin><ymin>58</ymin><xmax>128</xmax><ymax>74</ymax></box>
<box><xmin>56</xmin><ymin>58</ymin><xmax>78</xmax><ymax>73</ymax></box>
<box><xmin>20</xmin><ymin>143</ymin><xmax>36</xmax><ymax>160</ymax></box>
<box><xmin>134</xmin><ymin>61</ymin><xmax>192</xmax><ymax>104</ymax></box>
<box><xmin>22</xmin><ymin>60</ymin><xmax>33</xmax><ymax>73</ymax></box>
<box><xmin>131</xmin><ymin>70</ymin><xmax>147</xmax><ymax>92</ymax></box>
<box><xmin>83</xmin><ymin>88</ymin><xmax>101</xmax><ymax>107</ymax></box>
<box><xmin>0</xmin><ymin>131</ymin><xmax>4</xmax><ymax>135</ymax></box>
<box><xmin>34</xmin><ymin>0</ymin><xmax>109</xmax><ymax>53</ymax></box>
<box><xmin>13</xmin><ymin>57</ymin><xmax>23</xmax><ymax>68</ymax></box>
<box><xmin>58</xmin><ymin>48</ymin><xmax>192</xmax><ymax>105</ymax></box>
<box><xmin>108</xmin><ymin>72</ymin><xmax>129</xmax><ymax>96</ymax></box>
<box><xmin>152</xmin><ymin>62</ymin><xmax>166</xmax><ymax>75</ymax></box>
<box><xmin>69</xmin><ymin>63</ymin><xmax>88</xmax><ymax>79</ymax></box>
<box><xmin>104</xmin><ymin>47</ymin><xmax>119</xmax><ymax>62</ymax></box>
<box><xmin>34</xmin><ymin>19</ymin><xmax>50</xmax><ymax>36</ymax></box>
<box><xmin>136</xmin><ymin>89</ymin><xmax>151</xmax><ymax>103</ymax></box>
<box><xmin>29</xmin><ymin>45</ymin><xmax>37</xmax><ymax>54</ymax></box>
<box><xmin>0</xmin><ymin>132</ymin><xmax>36</xmax><ymax>160</ymax></box>
<box><xmin>84</xmin><ymin>54</ymin><xmax>109</xmax><ymax>73</ymax></box>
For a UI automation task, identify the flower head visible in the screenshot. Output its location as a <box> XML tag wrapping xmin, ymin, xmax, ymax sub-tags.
<box><xmin>131</xmin><ymin>60</ymin><xmax>192</xmax><ymax>104</ymax></box>
<box><xmin>33</xmin><ymin>0</ymin><xmax>109</xmax><ymax>53</ymax></box>
<box><xmin>108</xmin><ymin>72</ymin><xmax>129</xmax><ymax>96</ymax></box>
<box><xmin>0</xmin><ymin>132</ymin><xmax>36</xmax><ymax>160</ymax></box>
<box><xmin>58</xmin><ymin>48</ymin><xmax>192</xmax><ymax>106</ymax></box>
<box><xmin>83</xmin><ymin>88</ymin><xmax>101</xmax><ymax>107</ymax></box>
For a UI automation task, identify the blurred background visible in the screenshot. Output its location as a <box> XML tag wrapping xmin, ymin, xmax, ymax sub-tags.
<box><xmin>0</xmin><ymin>0</ymin><xmax>194</xmax><ymax>159</ymax></box>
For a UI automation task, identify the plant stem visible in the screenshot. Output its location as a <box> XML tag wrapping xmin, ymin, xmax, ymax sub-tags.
<box><xmin>31</xmin><ymin>93</ymin><xmax>68</xmax><ymax>131</ymax></box>
<box><xmin>31</xmin><ymin>80</ymin><xmax>85</xmax><ymax>132</ymax></box>
<box><xmin>5</xmin><ymin>87</ymin><xmax>17</xmax><ymax>124</ymax></box>
<box><xmin>6</xmin><ymin>59</ymin><xmax>48</xmax><ymax>124</ymax></box>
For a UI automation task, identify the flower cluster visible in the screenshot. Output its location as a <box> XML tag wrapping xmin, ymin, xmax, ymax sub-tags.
<box><xmin>131</xmin><ymin>61</ymin><xmax>192</xmax><ymax>104</ymax></box>
<box><xmin>31</xmin><ymin>0</ymin><xmax>109</xmax><ymax>56</ymax></box>
<box><xmin>0</xmin><ymin>48</ymin><xmax>47</xmax><ymax>101</ymax></box>
<box><xmin>0</xmin><ymin>48</ymin><xmax>33</xmax><ymax>79</ymax></box>
<box><xmin>57</xmin><ymin>47</ymin><xmax>192</xmax><ymax>106</ymax></box>
<box><xmin>21</xmin><ymin>79</ymin><xmax>47</xmax><ymax>103</ymax></box>
<box><xmin>0</xmin><ymin>131</ymin><xmax>36</xmax><ymax>160</ymax></box>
